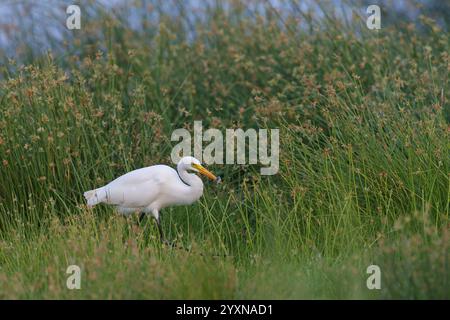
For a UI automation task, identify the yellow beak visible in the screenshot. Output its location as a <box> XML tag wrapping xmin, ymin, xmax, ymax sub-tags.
<box><xmin>192</xmin><ymin>163</ymin><xmax>217</xmax><ymax>181</ymax></box>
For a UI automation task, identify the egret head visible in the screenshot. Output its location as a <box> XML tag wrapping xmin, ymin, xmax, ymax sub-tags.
<box><xmin>179</xmin><ymin>156</ymin><xmax>219</xmax><ymax>182</ymax></box>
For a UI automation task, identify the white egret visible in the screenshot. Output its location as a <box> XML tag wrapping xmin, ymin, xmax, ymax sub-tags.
<box><xmin>83</xmin><ymin>156</ymin><xmax>220</xmax><ymax>242</ymax></box>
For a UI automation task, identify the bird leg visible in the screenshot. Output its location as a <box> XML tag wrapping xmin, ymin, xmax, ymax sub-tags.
<box><xmin>137</xmin><ymin>212</ymin><xmax>170</xmax><ymax>245</ymax></box>
<box><xmin>155</xmin><ymin>217</ymin><xmax>165</xmax><ymax>243</ymax></box>
<box><xmin>154</xmin><ymin>215</ymin><xmax>177</xmax><ymax>247</ymax></box>
<box><xmin>138</xmin><ymin>212</ymin><xmax>146</xmax><ymax>224</ymax></box>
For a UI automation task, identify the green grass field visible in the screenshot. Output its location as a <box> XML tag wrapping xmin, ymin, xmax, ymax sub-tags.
<box><xmin>0</xmin><ymin>1</ymin><xmax>449</xmax><ymax>299</ymax></box>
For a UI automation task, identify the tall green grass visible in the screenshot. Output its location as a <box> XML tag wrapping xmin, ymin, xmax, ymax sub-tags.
<box><xmin>0</xmin><ymin>1</ymin><xmax>449</xmax><ymax>299</ymax></box>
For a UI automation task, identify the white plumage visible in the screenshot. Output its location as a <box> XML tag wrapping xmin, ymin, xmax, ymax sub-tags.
<box><xmin>84</xmin><ymin>156</ymin><xmax>218</xmax><ymax>241</ymax></box>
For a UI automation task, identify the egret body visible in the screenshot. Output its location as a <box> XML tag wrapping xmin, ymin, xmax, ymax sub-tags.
<box><xmin>83</xmin><ymin>156</ymin><xmax>218</xmax><ymax>241</ymax></box>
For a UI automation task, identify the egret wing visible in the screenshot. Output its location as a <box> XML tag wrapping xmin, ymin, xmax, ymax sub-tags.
<box><xmin>102</xmin><ymin>165</ymin><xmax>171</xmax><ymax>207</ymax></box>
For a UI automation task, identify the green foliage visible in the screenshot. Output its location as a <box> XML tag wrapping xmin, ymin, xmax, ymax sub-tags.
<box><xmin>0</xmin><ymin>1</ymin><xmax>448</xmax><ymax>299</ymax></box>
